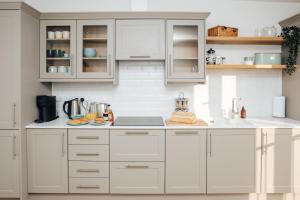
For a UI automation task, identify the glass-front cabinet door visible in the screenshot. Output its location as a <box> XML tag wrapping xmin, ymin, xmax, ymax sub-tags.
<box><xmin>77</xmin><ymin>20</ymin><xmax>114</xmax><ymax>79</ymax></box>
<box><xmin>167</xmin><ymin>20</ymin><xmax>205</xmax><ymax>82</ymax></box>
<box><xmin>40</xmin><ymin>20</ymin><xmax>76</xmax><ymax>79</ymax></box>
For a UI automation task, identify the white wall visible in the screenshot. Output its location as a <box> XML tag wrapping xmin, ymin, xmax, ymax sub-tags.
<box><xmin>20</xmin><ymin>0</ymin><xmax>299</xmax><ymax>120</ymax></box>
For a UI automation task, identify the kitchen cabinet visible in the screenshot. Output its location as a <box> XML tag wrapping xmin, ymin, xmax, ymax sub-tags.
<box><xmin>0</xmin><ymin>130</ymin><xmax>19</xmax><ymax>198</ymax></box>
<box><xmin>69</xmin><ymin>178</ymin><xmax>109</xmax><ymax>194</ymax></box>
<box><xmin>0</xmin><ymin>10</ymin><xmax>20</xmax><ymax>129</ymax></box>
<box><xmin>207</xmin><ymin>129</ymin><xmax>259</xmax><ymax>193</ymax></box>
<box><xmin>110</xmin><ymin>129</ymin><xmax>165</xmax><ymax>161</ymax></box>
<box><xmin>116</xmin><ymin>20</ymin><xmax>165</xmax><ymax>60</ymax></box>
<box><xmin>166</xmin><ymin>129</ymin><xmax>206</xmax><ymax>194</ymax></box>
<box><xmin>261</xmin><ymin>128</ymin><xmax>295</xmax><ymax>193</ymax></box>
<box><xmin>40</xmin><ymin>20</ymin><xmax>77</xmax><ymax>79</ymax></box>
<box><xmin>27</xmin><ymin>129</ymin><xmax>68</xmax><ymax>193</ymax></box>
<box><xmin>166</xmin><ymin>20</ymin><xmax>205</xmax><ymax>83</ymax></box>
<box><xmin>110</xmin><ymin>162</ymin><xmax>165</xmax><ymax>194</ymax></box>
<box><xmin>77</xmin><ymin>19</ymin><xmax>115</xmax><ymax>79</ymax></box>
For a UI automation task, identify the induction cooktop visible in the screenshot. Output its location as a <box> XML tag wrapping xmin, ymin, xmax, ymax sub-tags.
<box><xmin>113</xmin><ymin>116</ymin><xmax>164</xmax><ymax>126</ymax></box>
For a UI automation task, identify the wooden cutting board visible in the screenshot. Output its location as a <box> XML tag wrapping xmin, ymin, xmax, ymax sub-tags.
<box><xmin>165</xmin><ymin>119</ymin><xmax>208</xmax><ymax>126</ymax></box>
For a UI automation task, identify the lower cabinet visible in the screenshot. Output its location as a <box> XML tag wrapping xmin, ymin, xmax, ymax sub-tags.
<box><xmin>207</xmin><ymin>129</ymin><xmax>259</xmax><ymax>193</ymax></box>
<box><xmin>110</xmin><ymin>162</ymin><xmax>165</xmax><ymax>194</ymax></box>
<box><xmin>27</xmin><ymin>129</ymin><xmax>68</xmax><ymax>193</ymax></box>
<box><xmin>0</xmin><ymin>130</ymin><xmax>19</xmax><ymax>198</ymax></box>
<box><xmin>165</xmin><ymin>129</ymin><xmax>206</xmax><ymax>193</ymax></box>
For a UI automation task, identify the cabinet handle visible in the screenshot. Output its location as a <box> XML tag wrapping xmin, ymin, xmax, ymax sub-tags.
<box><xmin>12</xmin><ymin>135</ymin><xmax>16</xmax><ymax>159</ymax></box>
<box><xmin>108</xmin><ymin>54</ymin><xmax>111</xmax><ymax>76</ymax></box>
<box><xmin>125</xmin><ymin>132</ymin><xmax>149</xmax><ymax>135</ymax></box>
<box><xmin>209</xmin><ymin>133</ymin><xmax>212</xmax><ymax>157</ymax></box>
<box><xmin>76</xmin><ymin>153</ymin><xmax>100</xmax><ymax>156</ymax></box>
<box><xmin>77</xmin><ymin>169</ymin><xmax>100</xmax><ymax>173</ymax></box>
<box><xmin>77</xmin><ymin>185</ymin><xmax>100</xmax><ymax>189</ymax></box>
<box><xmin>76</xmin><ymin>136</ymin><xmax>99</xmax><ymax>140</ymax></box>
<box><xmin>13</xmin><ymin>103</ymin><xmax>16</xmax><ymax>127</ymax></box>
<box><xmin>129</xmin><ymin>55</ymin><xmax>151</xmax><ymax>59</ymax></box>
<box><xmin>126</xmin><ymin>165</ymin><xmax>149</xmax><ymax>169</ymax></box>
<box><xmin>175</xmin><ymin>131</ymin><xmax>198</xmax><ymax>135</ymax></box>
<box><xmin>62</xmin><ymin>133</ymin><xmax>65</xmax><ymax>156</ymax></box>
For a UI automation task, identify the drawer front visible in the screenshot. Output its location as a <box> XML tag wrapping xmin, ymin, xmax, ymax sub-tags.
<box><xmin>69</xmin><ymin>178</ymin><xmax>109</xmax><ymax>193</ymax></box>
<box><xmin>69</xmin><ymin>145</ymin><xmax>109</xmax><ymax>161</ymax></box>
<box><xmin>110</xmin><ymin>129</ymin><xmax>165</xmax><ymax>161</ymax></box>
<box><xmin>110</xmin><ymin>162</ymin><xmax>165</xmax><ymax>194</ymax></box>
<box><xmin>69</xmin><ymin>161</ymin><xmax>109</xmax><ymax>178</ymax></box>
<box><xmin>68</xmin><ymin>129</ymin><xmax>109</xmax><ymax>145</ymax></box>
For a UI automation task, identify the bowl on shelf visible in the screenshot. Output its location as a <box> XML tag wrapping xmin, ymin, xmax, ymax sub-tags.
<box><xmin>83</xmin><ymin>48</ymin><xmax>97</xmax><ymax>57</ymax></box>
<box><xmin>254</xmin><ymin>53</ymin><xmax>281</xmax><ymax>65</ymax></box>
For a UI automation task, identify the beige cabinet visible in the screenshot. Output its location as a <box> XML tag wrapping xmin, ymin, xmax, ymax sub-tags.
<box><xmin>77</xmin><ymin>19</ymin><xmax>115</xmax><ymax>79</ymax></box>
<box><xmin>110</xmin><ymin>162</ymin><xmax>165</xmax><ymax>194</ymax></box>
<box><xmin>27</xmin><ymin>129</ymin><xmax>68</xmax><ymax>193</ymax></box>
<box><xmin>207</xmin><ymin>129</ymin><xmax>259</xmax><ymax>193</ymax></box>
<box><xmin>116</xmin><ymin>20</ymin><xmax>165</xmax><ymax>60</ymax></box>
<box><xmin>40</xmin><ymin>20</ymin><xmax>77</xmax><ymax>79</ymax></box>
<box><xmin>261</xmin><ymin>128</ymin><xmax>294</xmax><ymax>193</ymax></box>
<box><xmin>110</xmin><ymin>129</ymin><xmax>165</xmax><ymax>161</ymax></box>
<box><xmin>166</xmin><ymin>20</ymin><xmax>205</xmax><ymax>83</ymax></box>
<box><xmin>0</xmin><ymin>10</ymin><xmax>20</xmax><ymax>129</ymax></box>
<box><xmin>0</xmin><ymin>130</ymin><xmax>19</xmax><ymax>198</ymax></box>
<box><xmin>291</xmin><ymin>129</ymin><xmax>300</xmax><ymax>193</ymax></box>
<box><xmin>166</xmin><ymin>129</ymin><xmax>206</xmax><ymax>194</ymax></box>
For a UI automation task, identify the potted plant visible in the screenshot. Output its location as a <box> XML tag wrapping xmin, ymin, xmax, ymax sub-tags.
<box><xmin>281</xmin><ymin>26</ymin><xmax>300</xmax><ymax>75</ymax></box>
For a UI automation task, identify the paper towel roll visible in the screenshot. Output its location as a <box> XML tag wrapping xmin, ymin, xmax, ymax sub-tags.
<box><xmin>273</xmin><ymin>96</ymin><xmax>286</xmax><ymax>118</ymax></box>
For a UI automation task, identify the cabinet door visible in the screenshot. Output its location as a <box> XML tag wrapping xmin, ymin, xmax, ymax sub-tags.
<box><xmin>110</xmin><ymin>129</ymin><xmax>165</xmax><ymax>161</ymax></box>
<box><xmin>110</xmin><ymin>162</ymin><xmax>165</xmax><ymax>194</ymax></box>
<box><xmin>166</xmin><ymin>129</ymin><xmax>206</xmax><ymax>193</ymax></box>
<box><xmin>292</xmin><ymin>129</ymin><xmax>300</xmax><ymax>193</ymax></box>
<box><xmin>0</xmin><ymin>10</ymin><xmax>20</xmax><ymax>129</ymax></box>
<box><xmin>166</xmin><ymin>20</ymin><xmax>205</xmax><ymax>82</ymax></box>
<box><xmin>262</xmin><ymin>128</ymin><xmax>293</xmax><ymax>193</ymax></box>
<box><xmin>40</xmin><ymin>20</ymin><xmax>76</xmax><ymax>79</ymax></box>
<box><xmin>207</xmin><ymin>129</ymin><xmax>258</xmax><ymax>193</ymax></box>
<box><xmin>0</xmin><ymin>130</ymin><xmax>19</xmax><ymax>198</ymax></box>
<box><xmin>27</xmin><ymin>129</ymin><xmax>68</xmax><ymax>193</ymax></box>
<box><xmin>116</xmin><ymin>20</ymin><xmax>165</xmax><ymax>60</ymax></box>
<box><xmin>77</xmin><ymin>20</ymin><xmax>114</xmax><ymax>79</ymax></box>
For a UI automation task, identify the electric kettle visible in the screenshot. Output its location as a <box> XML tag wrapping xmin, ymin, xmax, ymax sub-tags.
<box><xmin>63</xmin><ymin>98</ymin><xmax>81</xmax><ymax>119</ymax></box>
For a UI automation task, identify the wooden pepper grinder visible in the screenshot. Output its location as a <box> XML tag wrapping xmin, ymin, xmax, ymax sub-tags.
<box><xmin>240</xmin><ymin>106</ymin><xmax>246</xmax><ymax>119</ymax></box>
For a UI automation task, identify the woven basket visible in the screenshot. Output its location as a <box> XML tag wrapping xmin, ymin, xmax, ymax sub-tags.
<box><xmin>208</xmin><ymin>25</ymin><xmax>238</xmax><ymax>37</ymax></box>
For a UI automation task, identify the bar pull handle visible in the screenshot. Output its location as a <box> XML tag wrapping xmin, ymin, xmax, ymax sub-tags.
<box><xmin>77</xmin><ymin>185</ymin><xmax>100</xmax><ymax>189</ymax></box>
<box><xmin>76</xmin><ymin>153</ymin><xmax>100</xmax><ymax>156</ymax></box>
<box><xmin>126</xmin><ymin>165</ymin><xmax>149</xmax><ymax>169</ymax></box>
<box><xmin>12</xmin><ymin>135</ymin><xmax>16</xmax><ymax>159</ymax></box>
<box><xmin>13</xmin><ymin>103</ymin><xmax>17</xmax><ymax>127</ymax></box>
<box><xmin>175</xmin><ymin>131</ymin><xmax>199</xmax><ymax>135</ymax></box>
<box><xmin>76</xmin><ymin>136</ymin><xmax>99</xmax><ymax>140</ymax></box>
<box><xmin>125</xmin><ymin>132</ymin><xmax>149</xmax><ymax>135</ymax></box>
<box><xmin>61</xmin><ymin>133</ymin><xmax>65</xmax><ymax>156</ymax></box>
<box><xmin>129</xmin><ymin>55</ymin><xmax>151</xmax><ymax>59</ymax></box>
<box><xmin>77</xmin><ymin>169</ymin><xmax>100</xmax><ymax>173</ymax></box>
<box><xmin>209</xmin><ymin>133</ymin><xmax>212</xmax><ymax>157</ymax></box>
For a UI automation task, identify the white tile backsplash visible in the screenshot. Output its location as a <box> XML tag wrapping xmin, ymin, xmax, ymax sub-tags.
<box><xmin>53</xmin><ymin>61</ymin><xmax>282</xmax><ymax>120</ymax></box>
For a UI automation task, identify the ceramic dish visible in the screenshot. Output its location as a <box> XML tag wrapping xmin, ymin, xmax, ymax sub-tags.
<box><xmin>90</xmin><ymin>122</ymin><xmax>107</xmax><ymax>126</ymax></box>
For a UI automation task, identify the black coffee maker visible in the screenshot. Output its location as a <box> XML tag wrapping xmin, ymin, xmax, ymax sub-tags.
<box><xmin>35</xmin><ymin>95</ymin><xmax>58</xmax><ymax>123</ymax></box>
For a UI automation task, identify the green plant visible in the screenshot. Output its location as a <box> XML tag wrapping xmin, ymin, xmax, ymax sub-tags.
<box><xmin>281</xmin><ymin>26</ymin><xmax>300</xmax><ymax>75</ymax></box>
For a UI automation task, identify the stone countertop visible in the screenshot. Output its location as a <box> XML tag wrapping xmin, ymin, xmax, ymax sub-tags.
<box><xmin>25</xmin><ymin>117</ymin><xmax>300</xmax><ymax>129</ymax></box>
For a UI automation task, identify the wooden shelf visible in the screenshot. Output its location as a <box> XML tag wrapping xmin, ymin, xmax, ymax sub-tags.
<box><xmin>46</xmin><ymin>57</ymin><xmax>70</xmax><ymax>60</ymax></box>
<box><xmin>83</xmin><ymin>38</ymin><xmax>107</xmax><ymax>42</ymax></box>
<box><xmin>83</xmin><ymin>57</ymin><xmax>107</xmax><ymax>60</ymax></box>
<box><xmin>206</xmin><ymin>36</ymin><xmax>283</xmax><ymax>45</ymax></box>
<box><xmin>207</xmin><ymin>64</ymin><xmax>288</xmax><ymax>69</ymax></box>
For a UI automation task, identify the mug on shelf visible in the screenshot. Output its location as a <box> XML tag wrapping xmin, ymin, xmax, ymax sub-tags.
<box><xmin>47</xmin><ymin>31</ymin><xmax>55</xmax><ymax>39</ymax></box>
<box><xmin>48</xmin><ymin>66</ymin><xmax>57</xmax><ymax>73</ymax></box>
<box><xmin>62</xmin><ymin>31</ymin><xmax>70</xmax><ymax>39</ymax></box>
<box><xmin>58</xmin><ymin>66</ymin><xmax>67</xmax><ymax>73</ymax></box>
<box><xmin>64</xmin><ymin>53</ymin><xmax>70</xmax><ymax>58</ymax></box>
<box><xmin>55</xmin><ymin>31</ymin><xmax>63</xmax><ymax>39</ymax></box>
<box><xmin>46</xmin><ymin>49</ymin><xmax>53</xmax><ymax>57</ymax></box>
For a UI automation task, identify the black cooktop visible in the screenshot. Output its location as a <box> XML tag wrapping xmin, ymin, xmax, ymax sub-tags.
<box><xmin>113</xmin><ymin>116</ymin><xmax>164</xmax><ymax>126</ymax></box>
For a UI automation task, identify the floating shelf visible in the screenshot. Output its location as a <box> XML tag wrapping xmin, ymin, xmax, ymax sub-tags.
<box><xmin>46</xmin><ymin>57</ymin><xmax>70</xmax><ymax>60</ymax></box>
<box><xmin>207</xmin><ymin>64</ymin><xmax>288</xmax><ymax>69</ymax></box>
<box><xmin>83</xmin><ymin>38</ymin><xmax>107</xmax><ymax>42</ymax></box>
<box><xmin>83</xmin><ymin>57</ymin><xmax>107</xmax><ymax>60</ymax></box>
<box><xmin>206</xmin><ymin>36</ymin><xmax>283</xmax><ymax>45</ymax></box>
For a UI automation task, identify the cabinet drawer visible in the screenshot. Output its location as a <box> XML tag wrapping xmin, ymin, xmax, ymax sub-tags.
<box><xmin>110</xmin><ymin>129</ymin><xmax>165</xmax><ymax>161</ymax></box>
<box><xmin>110</xmin><ymin>162</ymin><xmax>165</xmax><ymax>194</ymax></box>
<box><xmin>68</xmin><ymin>129</ymin><xmax>109</xmax><ymax>145</ymax></box>
<box><xmin>69</xmin><ymin>178</ymin><xmax>109</xmax><ymax>193</ymax></box>
<box><xmin>69</xmin><ymin>145</ymin><xmax>109</xmax><ymax>161</ymax></box>
<box><xmin>69</xmin><ymin>161</ymin><xmax>109</xmax><ymax>178</ymax></box>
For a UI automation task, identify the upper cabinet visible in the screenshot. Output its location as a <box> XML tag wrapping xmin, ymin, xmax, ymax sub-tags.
<box><xmin>166</xmin><ymin>20</ymin><xmax>205</xmax><ymax>83</ymax></box>
<box><xmin>77</xmin><ymin>20</ymin><xmax>114</xmax><ymax>79</ymax></box>
<box><xmin>40</xmin><ymin>20</ymin><xmax>77</xmax><ymax>79</ymax></box>
<box><xmin>116</xmin><ymin>20</ymin><xmax>165</xmax><ymax>60</ymax></box>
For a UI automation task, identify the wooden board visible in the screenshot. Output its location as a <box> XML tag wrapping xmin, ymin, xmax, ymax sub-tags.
<box><xmin>206</xmin><ymin>36</ymin><xmax>283</xmax><ymax>45</ymax></box>
<box><xmin>165</xmin><ymin>119</ymin><xmax>208</xmax><ymax>126</ymax></box>
<box><xmin>207</xmin><ymin>64</ymin><xmax>287</xmax><ymax>69</ymax></box>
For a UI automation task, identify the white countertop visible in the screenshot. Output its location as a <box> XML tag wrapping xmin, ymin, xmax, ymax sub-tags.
<box><xmin>25</xmin><ymin>116</ymin><xmax>300</xmax><ymax>129</ymax></box>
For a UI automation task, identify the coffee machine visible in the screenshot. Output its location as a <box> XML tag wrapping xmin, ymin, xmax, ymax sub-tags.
<box><xmin>35</xmin><ymin>95</ymin><xmax>58</xmax><ymax>123</ymax></box>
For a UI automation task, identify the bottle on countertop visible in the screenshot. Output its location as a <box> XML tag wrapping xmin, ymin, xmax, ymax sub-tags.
<box><xmin>108</xmin><ymin>106</ymin><xmax>114</xmax><ymax>123</ymax></box>
<box><xmin>240</xmin><ymin>106</ymin><xmax>246</xmax><ymax>119</ymax></box>
<box><xmin>103</xmin><ymin>108</ymin><xmax>109</xmax><ymax>121</ymax></box>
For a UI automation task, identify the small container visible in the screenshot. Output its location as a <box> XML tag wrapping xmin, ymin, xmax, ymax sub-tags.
<box><xmin>240</xmin><ymin>106</ymin><xmax>246</xmax><ymax>119</ymax></box>
<box><xmin>83</xmin><ymin>48</ymin><xmax>97</xmax><ymax>57</ymax></box>
<box><xmin>55</xmin><ymin>31</ymin><xmax>63</xmax><ymax>39</ymax></box>
<box><xmin>48</xmin><ymin>66</ymin><xmax>57</xmax><ymax>73</ymax></box>
<box><xmin>62</xmin><ymin>31</ymin><xmax>70</xmax><ymax>39</ymax></box>
<box><xmin>57</xmin><ymin>66</ymin><xmax>67</xmax><ymax>73</ymax></box>
<box><xmin>47</xmin><ymin>31</ymin><xmax>55</xmax><ymax>39</ymax></box>
<box><xmin>175</xmin><ymin>92</ymin><xmax>189</xmax><ymax>112</ymax></box>
<box><xmin>108</xmin><ymin>106</ymin><xmax>114</xmax><ymax>123</ymax></box>
<box><xmin>243</xmin><ymin>56</ymin><xmax>254</xmax><ymax>65</ymax></box>
<box><xmin>103</xmin><ymin>109</ymin><xmax>109</xmax><ymax>121</ymax></box>
<box><xmin>254</xmin><ymin>53</ymin><xmax>281</xmax><ymax>65</ymax></box>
